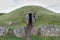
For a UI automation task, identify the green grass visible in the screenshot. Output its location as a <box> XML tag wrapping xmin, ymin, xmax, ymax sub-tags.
<box><xmin>0</xmin><ymin>6</ymin><xmax>60</xmax><ymax>40</ymax></box>
<box><xmin>0</xmin><ymin>35</ymin><xmax>60</xmax><ymax>40</ymax></box>
<box><xmin>0</xmin><ymin>6</ymin><xmax>60</xmax><ymax>29</ymax></box>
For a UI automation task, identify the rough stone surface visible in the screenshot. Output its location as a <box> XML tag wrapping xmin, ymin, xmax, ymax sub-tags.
<box><xmin>24</xmin><ymin>12</ymin><xmax>38</xmax><ymax>23</ymax></box>
<box><xmin>0</xmin><ymin>27</ymin><xmax>9</xmax><ymax>36</ymax></box>
<box><xmin>31</xmin><ymin>27</ymin><xmax>38</xmax><ymax>35</ymax></box>
<box><xmin>13</xmin><ymin>27</ymin><xmax>25</xmax><ymax>38</ymax></box>
<box><xmin>38</xmin><ymin>25</ymin><xmax>60</xmax><ymax>36</ymax></box>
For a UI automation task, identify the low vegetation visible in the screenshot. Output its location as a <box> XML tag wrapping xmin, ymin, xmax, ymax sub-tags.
<box><xmin>0</xmin><ymin>35</ymin><xmax>60</xmax><ymax>40</ymax></box>
<box><xmin>0</xmin><ymin>6</ymin><xmax>60</xmax><ymax>40</ymax></box>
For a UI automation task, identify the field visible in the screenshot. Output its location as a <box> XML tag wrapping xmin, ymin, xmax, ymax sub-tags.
<box><xmin>0</xmin><ymin>6</ymin><xmax>60</xmax><ymax>40</ymax></box>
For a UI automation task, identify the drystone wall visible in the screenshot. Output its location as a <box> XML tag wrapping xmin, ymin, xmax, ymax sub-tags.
<box><xmin>0</xmin><ymin>25</ymin><xmax>60</xmax><ymax>38</ymax></box>
<box><xmin>38</xmin><ymin>25</ymin><xmax>60</xmax><ymax>36</ymax></box>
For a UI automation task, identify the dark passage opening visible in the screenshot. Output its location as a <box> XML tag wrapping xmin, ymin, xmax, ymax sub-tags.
<box><xmin>29</xmin><ymin>13</ymin><xmax>32</xmax><ymax>23</ymax></box>
<box><xmin>25</xmin><ymin>13</ymin><xmax>33</xmax><ymax>40</ymax></box>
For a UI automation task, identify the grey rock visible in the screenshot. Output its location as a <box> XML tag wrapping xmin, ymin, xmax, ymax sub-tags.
<box><xmin>38</xmin><ymin>25</ymin><xmax>60</xmax><ymax>36</ymax></box>
<box><xmin>0</xmin><ymin>27</ymin><xmax>9</xmax><ymax>36</ymax></box>
<box><xmin>24</xmin><ymin>12</ymin><xmax>38</xmax><ymax>23</ymax></box>
<box><xmin>13</xmin><ymin>27</ymin><xmax>25</xmax><ymax>38</ymax></box>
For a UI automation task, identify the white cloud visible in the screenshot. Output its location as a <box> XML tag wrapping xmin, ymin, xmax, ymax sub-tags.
<box><xmin>47</xmin><ymin>3</ymin><xmax>60</xmax><ymax>13</ymax></box>
<box><xmin>0</xmin><ymin>0</ymin><xmax>60</xmax><ymax>13</ymax></box>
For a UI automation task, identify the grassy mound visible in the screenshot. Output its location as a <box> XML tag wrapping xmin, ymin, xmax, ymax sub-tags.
<box><xmin>0</xmin><ymin>6</ymin><xmax>60</xmax><ymax>40</ymax></box>
<box><xmin>0</xmin><ymin>6</ymin><xmax>60</xmax><ymax>29</ymax></box>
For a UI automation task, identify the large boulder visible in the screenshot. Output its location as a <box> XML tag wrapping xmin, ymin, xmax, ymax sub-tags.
<box><xmin>38</xmin><ymin>25</ymin><xmax>60</xmax><ymax>36</ymax></box>
<box><xmin>13</xmin><ymin>27</ymin><xmax>25</xmax><ymax>38</ymax></box>
<box><xmin>0</xmin><ymin>27</ymin><xmax>9</xmax><ymax>36</ymax></box>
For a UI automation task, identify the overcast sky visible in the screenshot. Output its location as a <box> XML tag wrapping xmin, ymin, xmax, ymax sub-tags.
<box><xmin>0</xmin><ymin>0</ymin><xmax>60</xmax><ymax>13</ymax></box>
